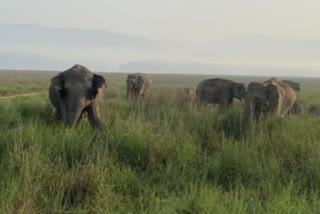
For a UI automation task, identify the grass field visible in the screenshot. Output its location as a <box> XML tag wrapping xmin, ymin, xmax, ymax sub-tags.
<box><xmin>1</xmin><ymin>70</ymin><xmax>320</xmax><ymax>213</ymax></box>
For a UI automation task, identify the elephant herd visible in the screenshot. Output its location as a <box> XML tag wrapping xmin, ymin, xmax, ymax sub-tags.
<box><xmin>49</xmin><ymin>64</ymin><xmax>302</xmax><ymax>130</ymax></box>
<box><xmin>194</xmin><ymin>78</ymin><xmax>301</xmax><ymax>128</ymax></box>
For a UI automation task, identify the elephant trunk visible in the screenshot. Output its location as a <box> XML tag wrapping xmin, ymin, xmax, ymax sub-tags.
<box><xmin>242</xmin><ymin>98</ymin><xmax>254</xmax><ymax>129</ymax></box>
<box><xmin>64</xmin><ymin>99</ymin><xmax>85</xmax><ymax>128</ymax></box>
<box><xmin>126</xmin><ymin>84</ymin><xmax>132</xmax><ymax>100</ymax></box>
<box><xmin>65</xmin><ymin>111</ymin><xmax>81</xmax><ymax>128</ymax></box>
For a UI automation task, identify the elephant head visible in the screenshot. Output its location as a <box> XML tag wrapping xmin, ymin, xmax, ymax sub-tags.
<box><xmin>51</xmin><ymin>64</ymin><xmax>106</xmax><ymax>127</ymax></box>
<box><xmin>242</xmin><ymin>82</ymin><xmax>279</xmax><ymax>128</ymax></box>
<box><xmin>232</xmin><ymin>83</ymin><xmax>246</xmax><ymax>100</ymax></box>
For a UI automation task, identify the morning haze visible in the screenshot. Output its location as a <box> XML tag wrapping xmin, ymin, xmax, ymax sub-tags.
<box><xmin>1</xmin><ymin>0</ymin><xmax>320</xmax><ymax>76</ymax></box>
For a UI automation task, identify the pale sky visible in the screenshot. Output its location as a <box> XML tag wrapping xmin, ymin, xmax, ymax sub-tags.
<box><xmin>1</xmin><ymin>0</ymin><xmax>320</xmax><ymax>42</ymax></box>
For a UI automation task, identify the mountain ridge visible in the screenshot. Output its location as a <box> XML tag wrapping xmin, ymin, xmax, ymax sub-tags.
<box><xmin>0</xmin><ymin>23</ymin><xmax>319</xmax><ymax>76</ymax></box>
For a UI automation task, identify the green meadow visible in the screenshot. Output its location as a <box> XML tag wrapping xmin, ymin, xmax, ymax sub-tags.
<box><xmin>1</xmin><ymin>70</ymin><xmax>320</xmax><ymax>213</ymax></box>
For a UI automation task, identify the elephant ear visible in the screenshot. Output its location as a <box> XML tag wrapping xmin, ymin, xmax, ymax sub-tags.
<box><xmin>265</xmin><ymin>84</ymin><xmax>279</xmax><ymax>109</ymax></box>
<box><xmin>51</xmin><ymin>73</ymin><xmax>64</xmax><ymax>89</ymax></box>
<box><xmin>51</xmin><ymin>73</ymin><xmax>66</xmax><ymax>98</ymax></box>
<box><xmin>233</xmin><ymin>83</ymin><xmax>246</xmax><ymax>99</ymax></box>
<box><xmin>92</xmin><ymin>74</ymin><xmax>106</xmax><ymax>97</ymax></box>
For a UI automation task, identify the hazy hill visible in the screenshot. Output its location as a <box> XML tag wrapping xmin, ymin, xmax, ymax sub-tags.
<box><xmin>0</xmin><ymin>23</ymin><xmax>193</xmax><ymax>51</ymax></box>
<box><xmin>0</xmin><ymin>23</ymin><xmax>153</xmax><ymax>49</ymax></box>
<box><xmin>0</xmin><ymin>23</ymin><xmax>319</xmax><ymax>76</ymax></box>
<box><xmin>119</xmin><ymin>60</ymin><xmax>315</xmax><ymax>77</ymax></box>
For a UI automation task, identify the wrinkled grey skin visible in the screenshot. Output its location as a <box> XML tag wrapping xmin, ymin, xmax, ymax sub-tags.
<box><xmin>281</xmin><ymin>80</ymin><xmax>300</xmax><ymax>91</ymax></box>
<box><xmin>126</xmin><ymin>73</ymin><xmax>152</xmax><ymax>100</ymax></box>
<box><xmin>196</xmin><ymin>78</ymin><xmax>246</xmax><ymax>107</ymax></box>
<box><xmin>242</xmin><ymin>82</ymin><xmax>278</xmax><ymax>129</ymax></box>
<box><xmin>49</xmin><ymin>64</ymin><xmax>106</xmax><ymax>128</ymax></box>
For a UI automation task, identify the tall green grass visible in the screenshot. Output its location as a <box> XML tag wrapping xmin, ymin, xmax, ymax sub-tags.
<box><xmin>0</xmin><ymin>73</ymin><xmax>320</xmax><ymax>213</ymax></box>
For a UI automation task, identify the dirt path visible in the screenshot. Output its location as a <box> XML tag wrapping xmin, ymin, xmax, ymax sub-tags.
<box><xmin>0</xmin><ymin>92</ymin><xmax>47</xmax><ymax>100</ymax></box>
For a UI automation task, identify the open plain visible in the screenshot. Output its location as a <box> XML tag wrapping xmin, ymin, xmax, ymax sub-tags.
<box><xmin>1</xmin><ymin>70</ymin><xmax>320</xmax><ymax>213</ymax></box>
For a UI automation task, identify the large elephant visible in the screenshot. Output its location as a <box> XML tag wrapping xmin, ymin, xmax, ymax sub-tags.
<box><xmin>243</xmin><ymin>78</ymin><xmax>296</xmax><ymax>128</ymax></box>
<box><xmin>281</xmin><ymin>80</ymin><xmax>300</xmax><ymax>92</ymax></box>
<box><xmin>196</xmin><ymin>78</ymin><xmax>246</xmax><ymax>107</ymax></box>
<box><xmin>49</xmin><ymin>64</ymin><xmax>106</xmax><ymax>128</ymax></box>
<box><xmin>126</xmin><ymin>73</ymin><xmax>152</xmax><ymax>100</ymax></box>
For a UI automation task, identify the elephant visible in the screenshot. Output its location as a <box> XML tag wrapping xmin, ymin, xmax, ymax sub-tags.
<box><xmin>196</xmin><ymin>78</ymin><xmax>246</xmax><ymax>107</ymax></box>
<box><xmin>288</xmin><ymin>101</ymin><xmax>303</xmax><ymax>114</ymax></box>
<box><xmin>176</xmin><ymin>88</ymin><xmax>195</xmax><ymax>106</ymax></box>
<box><xmin>281</xmin><ymin>80</ymin><xmax>300</xmax><ymax>92</ymax></box>
<box><xmin>243</xmin><ymin>78</ymin><xmax>296</xmax><ymax>128</ymax></box>
<box><xmin>49</xmin><ymin>64</ymin><xmax>106</xmax><ymax>128</ymax></box>
<box><xmin>126</xmin><ymin>73</ymin><xmax>152</xmax><ymax>100</ymax></box>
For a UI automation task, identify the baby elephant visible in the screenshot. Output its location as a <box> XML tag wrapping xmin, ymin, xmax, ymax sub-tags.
<box><xmin>289</xmin><ymin>101</ymin><xmax>303</xmax><ymax>114</ymax></box>
<box><xmin>126</xmin><ymin>73</ymin><xmax>152</xmax><ymax>100</ymax></box>
<box><xmin>176</xmin><ymin>88</ymin><xmax>196</xmax><ymax>106</ymax></box>
<box><xmin>196</xmin><ymin>78</ymin><xmax>246</xmax><ymax>107</ymax></box>
<box><xmin>49</xmin><ymin>64</ymin><xmax>106</xmax><ymax>128</ymax></box>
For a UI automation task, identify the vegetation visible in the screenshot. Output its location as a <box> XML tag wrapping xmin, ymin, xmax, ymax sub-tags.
<box><xmin>1</xmin><ymin>71</ymin><xmax>320</xmax><ymax>213</ymax></box>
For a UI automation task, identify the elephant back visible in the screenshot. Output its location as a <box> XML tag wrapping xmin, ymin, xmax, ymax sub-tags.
<box><xmin>196</xmin><ymin>78</ymin><xmax>235</xmax><ymax>96</ymax></box>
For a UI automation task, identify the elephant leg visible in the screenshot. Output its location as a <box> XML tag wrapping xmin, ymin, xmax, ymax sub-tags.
<box><xmin>196</xmin><ymin>98</ymin><xmax>202</xmax><ymax>109</ymax></box>
<box><xmin>55</xmin><ymin>108</ymin><xmax>63</xmax><ymax>120</ymax></box>
<box><xmin>219</xmin><ymin>99</ymin><xmax>229</xmax><ymax>110</ymax></box>
<box><xmin>86</xmin><ymin>103</ymin><xmax>103</xmax><ymax>129</ymax></box>
<box><xmin>134</xmin><ymin>92</ymin><xmax>139</xmax><ymax>102</ymax></box>
<box><xmin>126</xmin><ymin>88</ymin><xmax>131</xmax><ymax>100</ymax></box>
<box><xmin>197</xmin><ymin>96</ymin><xmax>208</xmax><ymax>108</ymax></box>
<box><xmin>75</xmin><ymin>110</ymin><xmax>87</xmax><ymax>126</ymax></box>
<box><xmin>227</xmin><ymin>97</ymin><xmax>233</xmax><ymax>106</ymax></box>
